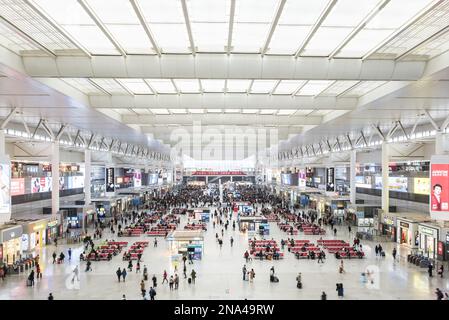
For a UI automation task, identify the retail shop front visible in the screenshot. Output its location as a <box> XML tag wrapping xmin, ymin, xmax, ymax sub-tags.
<box><xmin>18</xmin><ymin>218</ymin><xmax>50</xmax><ymax>252</ymax></box>
<box><xmin>0</xmin><ymin>225</ymin><xmax>23</xmax><ymax>264</ymax></box>
<box><xmin>418</xmin><ymin>223</ymin><xmax>440</xmax><ymax>259</ymax></box>
<box><xmin>396</xmin><ymin>218</ymin><xmax>419</xmax><ymax>248</ymax></box>
<box><xmin>380</xmin><ymin>214</ymin><xmax>397</xmax><ymax>242</ymax></box>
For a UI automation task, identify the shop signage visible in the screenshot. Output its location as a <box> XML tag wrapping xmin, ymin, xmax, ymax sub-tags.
<box><xmin>419</xmin><ymin>226</ymin><xmax>437</xmax><ymax>237</ymax></box>
<box><xmin>438</xmin><ymin>241</ymin><xmax>444</xmax><ymax>256</ymax></box>
<box><xmin>192</xmin><ymin>171</ymin><xmax>246</xmax><ymax>176</ymax></box>
<box><xmin>0</xmin><ymin>225</ymin><xmax>22</xmax><ymax>242</ymax></box>
<box><xmin>47</xmin><ymin>220</ymin><xmax>58</xmax><ymax>228</ymax></box>
<box><xmin>106</xmin><ymin>168</ymin><xmax>115</xmax><ymax>192</ymax></box>
<box><xmin>400</xmin><ymin>222</ymin><xmax>409</xmax><ymax>228</ymax></box>
<box><xmin>33</xmin><ymin>224</ymin><xmax>45</xmax><ymax>231</ymax></box>
<box><xmin>383</xmin><ymin>218</ymin><xmax>394</xmax><ymax>226</ymax></box>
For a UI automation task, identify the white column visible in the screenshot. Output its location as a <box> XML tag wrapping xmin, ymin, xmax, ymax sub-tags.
<box><xmin>0</xmin><ymin>129</ymin><xmax>5</xmax><ymax>156</ymax></box>
<box><xmin>51</xmin><ymin>141</ymin><xmax>60</xmax><ymax>216</ymax></box>
<box><xmin>381</xmin><ymin>143</ymin><xmax>390</xmax><ymax>215</ymax></box>
<box><xmin>219</xmin><ymin>179</ymin><xmax>223</xmax><ymax>203</ymax></box>
<box><xmin>350</xmin><ymin>150</ymin><xmax>356</xmax><ymax>205</ymax></box>
<box><xmin>435</xmin><ymin>132</ymin><xmax>446</xmax><ymax>155</ymax></box>
<box><xmin>84</xmin><ymin>149</ymin><xmax>91</xmax><ymax>205</ymax></box>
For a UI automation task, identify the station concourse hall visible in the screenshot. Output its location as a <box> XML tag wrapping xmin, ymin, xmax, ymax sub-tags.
<box><xmin>1</xmin><ymin>0</ymin><xmax>449</xmax><ymax>305</ymax></box>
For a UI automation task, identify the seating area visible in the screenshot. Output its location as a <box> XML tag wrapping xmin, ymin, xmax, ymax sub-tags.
<box><xmin>122</xmin><ymin>241</ymin><xmax>149</xmax><ymax>261</ymax></box>
<box><xmin>297</xmin><ymin>223</ymin><xmax>326</xmax><ymax>235</ymax></box>
<box><xmin>317</xmin><ymin>240</ymin><xmax>364</xmax><ymax>259</ymax></box>
<box><xmin>87</xmin><ymin>241</ymin><xmax>129</xmax><ymax>261</ymax></box>
<box><xmin>277</xmin><ymin>223</ymin><xmax>298</xmax><ymax>235</ymax></box>
<box><xmin>263</xmin><ymin>213</ymin><xmax>280</xmax><ymax>222</ymax></box>
<box><xmin>118</xmin><ymin>226</ymin><xmax>144</xmax><ymax>237</ymax></box>
<box><xmin>247</xmin><ymin>239</ymin><xmax>284</xmax><ymax>260</ymax></box>
<box><xmin>184</xmin><ymin>223</ymin><xmax>207</xmax><ymax>231</ymax></box>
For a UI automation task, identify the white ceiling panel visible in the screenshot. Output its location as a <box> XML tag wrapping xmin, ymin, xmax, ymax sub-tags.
<box><xmin>174</xmin><ymin>79</ymin><xmax>201</xmax><ymax>93</ymax></box>
<box><xmin>226</xmin><ymin>79</ymin><xmax>251</xmax><ymax>92</ymax></box>
<box><xmin>296</xmin><ymin>80</ymin><xmax>334</xmax><ymax>96</ymax></box>
<box><xmin>90</xmin><ymin>78</ymin><xmax>129</xmax><ymax>94</ymax></box>
<box><xmin>33</xmin><ymin>0</ymin><xmax>119</xmax><ymax>54</ymax></box>
<box><xmin>250</xmin><ymin>80</ymin><xmax>277</xmax><ymax>93</ymax></box>
<box><xmin>117</xmin><ymin>79</ymin><xmax>153</xmax><ymax>94</ymax></box>
<box><xmin>201</xmin><ymin>79</ymin><xmax>225</xmax><ymax>92</ymax></box>
<box><xmin>342</xmin><ymin>81</ymin><xmax>387</xmax><ymax>97</ymax></box>
<box><xmin>274</xmin><ymin>80</ymin><xmax>306</xmax><ymax>94</ymax></box>
<box><xmin>146</xmin><ymin>79</ymin><xmax>176</xmax><ymax>94</ymax></box>
<box><xmin>62</xmin><ymin>78</ymin><xmax>103</xmax><ymax>94</ymax></box>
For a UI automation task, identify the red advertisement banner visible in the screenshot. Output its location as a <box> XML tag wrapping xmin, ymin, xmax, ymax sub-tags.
<box><xmin>10</xmin><ymin>178</ymin><xmax>25</xmax><ymax>196</ymax></box>
<box><xmin>430</xmin><ymin>164</ymin><xmax>449</xmax><ymax>212</ymax></box>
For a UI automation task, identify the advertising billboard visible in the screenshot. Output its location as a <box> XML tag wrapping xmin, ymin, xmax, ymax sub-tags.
<box><xmin>374</xmin><ymin>176</ymin><xmax>408</xmax><ymax>192</ymax></box>
<box><xmin>326</xmin><ymin>168</ymin><xmax>335</xmax><ymax>191</ymax></box>
<box><xmin>134</xmin><ymin>171</ymin><xmax>142</xmax><ymax>187</ymax></box>
<box><xmin>106</xmin><ymin>168</ymin><xmax>115</xmax><ymax>193</ymax></box>
<box><xmin>0</xmin><ymin>159</ymin><xmax>11</xmax><ymax>219</ymax></box>
<box><xmin>430</xmin><ymin>163</ymin><xmax>449</xmax><ymax>217</ymax></box>
<box><xmin>414</xmin><ymin>177</ymin><xmax>430</xmax><ymax>195</ymax></box>
<box><xmin>298</xmin><ymin>169</ymin><xmax>306</xmax><ymax>190</ymax></box>
<box><xmin>31</xmin><ymin>177</ymin><xmax>51</xmax><ymax>193</ymax></box>
<box><xmin>11</xmin><ymin>178</ymin><xmax>25</xmax><ymax>196</ymax></box>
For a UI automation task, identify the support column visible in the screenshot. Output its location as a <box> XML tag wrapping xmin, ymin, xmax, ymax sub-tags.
<box><xmin>84</xmin><ymin>149</ymin><xmax>91</xmax><ymax>205</ymax></box>
<box><xmin>0</xmin><ymin>129</ymin><xmax>5</xmax><ymax>156</ymax></box>
<box><xmin>350</xmin><ymin>150</ymin><xmax>356</xmax><ymax>205</ymax></box>
<box><xmin>381</xmin><ymin>143</ymin><xmax>390</xmax><ymax>216</ymax></box>
<box><xmin>219</xmin><ymin>179</ymin><xmax>223</xmax><ymax>203</ymax></box>
<box><xmin>51</xmin><ymin>141</ymin><xmax>60</xmax><ymax>216</ymax></box>
<box><xmin>435</xmin><ymin>132</ymin><xmax>447</xmax><ymax>155</ymax></box>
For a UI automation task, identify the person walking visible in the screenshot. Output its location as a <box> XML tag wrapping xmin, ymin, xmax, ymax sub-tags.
<box><xmin>116</xmin><ymin>267</ymin><xmax>122</xmax><ymax>282</ymax></box>
<box><xmin>128</xmin><ymin>260</ymin><xmax>133</xmax><ymax>272</ymax></box>
<box><xmin>140</xmin><ymin>280</ymin><xmax>146</xmax><ymax>297</ymax></box>
<box><xmin>249</xmin><ymin>269</ymin><xmax>255</xmax><ymax>283</ymax></box>
<box><xmin>152</xmin><ymin>274</ymin><xmax>157</xmax><ymax>288</ymax></box>
<box><xmin>428</xmin><ymin>263</ymin><xmax>434</xmax><ymax>277</ymax></box>
<box><xmin>392</xmin><ymin>247</ymin><xmax>397</xmax><ymax>260</ymax></box>
<box><xmin>149</xmin><ymin>287</ymin><xmax>156</xmax><ymax>300</ymax></box>
<box><xmin>52</xmin><ymin>252</ymin><xmax>57</xmax><ymax>264</ymax></box>
<box><xmin>122</xmin><ymin>268</ymin><xmax>127</xmax><ymax>282</ymax></box>
<box><xmin>169</xmin><ymin>275</ymin><xmax>174</xmax><ymax>290</ymax></box>
<box><xmin>296</xmin><ymin>273</ymin><xmax>302</xmax><ymax>289</ymax></box>
<box><xmin>321</xmin><ymin>291</ymin><xmax>327</xmax><ymax>300</ymax></box>
<box><xmin>436</xmin><ymin>288</ymin><xmax>444</xmax><ymax>300</ymax></box>
<box><xmin>438</xmin><ymin>264</ymin><xmax>444</xmax><ymax>278</ymax></box>
<box><xmin>154</xmin><ymin>238</ymin><xmax>158</xmax><ymax>247</ymax></box>
<box><xmin>336</xmin><ymin>283</ymin><xmax>344</xmax><ymax>298</ymax></box>
<box><xmin>174</xmin><ymin>274</ymin><xmax>179</xmax><ymax>290</ymax></box>
<box><xmin>136</xmin><ymin>262</ymin><xmax>141</xmax><ymax>273</ymax></box>
<box><xmin>162</xmin><ymin>270</ymin><xmax>168</xmax><ymax>284</ymax></box>
<box><xmin>68</xmin><ymin>248</ymin><xmax>72</xmax><ymax>261</ymax></box>
<box><xmin>242</xmin><ymin>265</ymin><xmax>247</xmax><ymax>281</ymax></box>
<box><xmin>190</xmin><ymin>269</ymin><xmax>197</xmax><ymax>284</ymax></box>
<box><xmin>339</xmin><ymin>260</ymin><xmax>345</xmax><ymax>274</ymax></box>
<box><xmin>71</xmin><ymin>265</ymin><xmax>80</xmax><ymax>282</ymax></box>
<box><xmin>27</xmin><ymin>270</ymin><xmax>35</xmax><ymax>287</ymax></box>
<box><xmin>348</xmin><ymin>225</ymin><xmax>351</xmax><ymax>234</ymax></box>
<box><xmin>183</xmin><ymin>264</ymin><xmax>187</xmax><ymax>279</ymax></box>
<box><xmin>333</xmin><ymin>228</ymin><xmax>337</xmax><ymax>236</ymax></box>
<box><xmin>85</xmin><ymin>259</ymin><xmax>92</xmax><ymax>272</ymax></box>
<box><xmin>48</xmin><ymin>293</ymin><xmax>54</xmax><ymax>300</ymax></box>
<box><xmin>230</xmin><ymin>236</ymin><xmax>234</xmax><ymax>247</ymax></box>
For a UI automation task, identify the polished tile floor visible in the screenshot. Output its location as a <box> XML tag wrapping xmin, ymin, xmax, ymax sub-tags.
<box><xmin>0</xmin><ymin>209</ymin><xmax>447</xmax><ymax>300</ymax></box>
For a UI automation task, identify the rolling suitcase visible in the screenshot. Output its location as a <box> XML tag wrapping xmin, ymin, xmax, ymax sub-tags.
<box><xmin>27</xmin><ymin>279</ymin><xmax>33</xmax><ymax>287</ymax></box>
